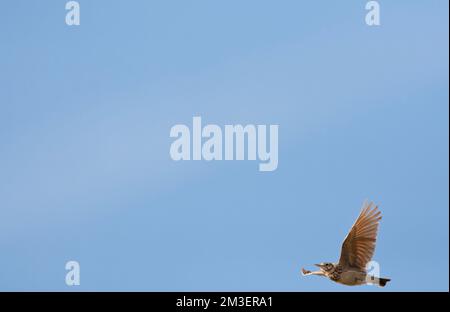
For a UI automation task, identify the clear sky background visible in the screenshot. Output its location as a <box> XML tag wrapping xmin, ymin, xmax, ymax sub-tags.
<box><xmin>0</xmin><ymin>1</ymin><xmax>448</xmax><ymax>291</ymax></box>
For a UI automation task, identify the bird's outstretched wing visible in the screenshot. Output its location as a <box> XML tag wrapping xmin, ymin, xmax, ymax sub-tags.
<box><xmin>338</xmin><ymin>201</ymin><xmax>382</xmax><ymax>271</ymax></box>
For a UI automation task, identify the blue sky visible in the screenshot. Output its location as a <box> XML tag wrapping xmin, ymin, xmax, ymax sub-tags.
<box><xmin>0</xmin><ymin>0</ymin><xmax>448</xmax><ymax>291</ymax></box>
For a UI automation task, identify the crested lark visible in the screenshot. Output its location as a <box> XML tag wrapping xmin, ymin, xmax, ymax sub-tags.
<box><xmin>302</xmin><ymin>201</ymin><xmax>390</xmax><ymax>287</ymax></box>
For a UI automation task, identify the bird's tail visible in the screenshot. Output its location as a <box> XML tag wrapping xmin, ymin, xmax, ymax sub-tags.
<box><xmin>368</xmin><ymin>276</ymin><xmax>391</xmax><ymax>287</ymax></box>
<box><xmin>378</xmin><ymin>277</ymin><xmax>391</xmax><ymax>287</ymax></box>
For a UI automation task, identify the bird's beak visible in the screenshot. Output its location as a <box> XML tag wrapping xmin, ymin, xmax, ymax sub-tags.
<box><xmin>314</xmin><ymin>263</ymin><xmax>323</xmax><ymax>268</ymax></box>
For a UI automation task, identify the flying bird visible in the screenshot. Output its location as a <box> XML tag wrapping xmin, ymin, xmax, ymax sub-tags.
<box><xmin>302</xmin><ymin>201</ymin><xmax>390</xmax><ymax>287</ymax></box>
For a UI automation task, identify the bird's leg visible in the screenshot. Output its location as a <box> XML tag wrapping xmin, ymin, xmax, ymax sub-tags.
<box><xmin>301</xmin><ymin>268</ymin><xmax>325</xmax><ymax>276</ymax></box>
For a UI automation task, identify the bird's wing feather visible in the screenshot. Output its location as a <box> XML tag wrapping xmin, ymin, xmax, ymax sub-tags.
<box><xmin>338</xmin><ymin>201</ymin><xmax>382</xmax><ymax>271</ymax></box>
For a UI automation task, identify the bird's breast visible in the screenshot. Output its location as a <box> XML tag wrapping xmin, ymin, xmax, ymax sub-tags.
<box><xmin>334</xmin><ymin>271</ymin><xmax>367</xmax><ymax>286</ymax></box>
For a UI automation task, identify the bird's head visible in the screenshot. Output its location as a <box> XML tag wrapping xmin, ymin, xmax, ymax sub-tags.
<box><xmin>315</xmin><ymin>262</ymin><xmax>334</xmax><ymax>272</ymax></box>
